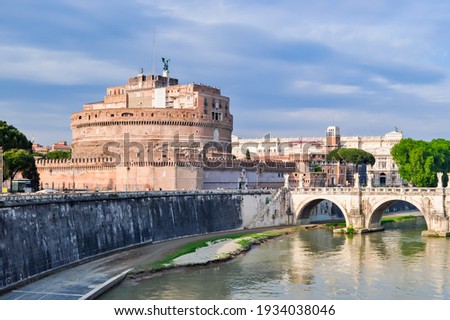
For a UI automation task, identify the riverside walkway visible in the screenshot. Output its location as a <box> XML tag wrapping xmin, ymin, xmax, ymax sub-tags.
<box><xmin>0</xmin><ymin>228</ymin><xmax>261</xmax><ymax>300</ymax></box>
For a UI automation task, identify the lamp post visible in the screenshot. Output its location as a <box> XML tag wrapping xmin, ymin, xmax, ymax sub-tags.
<box><xmin>71</xmin><ymin>159</ymin><xmax>75</xmax><ymax>192</ymax></box>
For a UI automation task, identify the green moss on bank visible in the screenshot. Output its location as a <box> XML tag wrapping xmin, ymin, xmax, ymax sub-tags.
<box><xmin>146</xmin><ymin>233</ymin><xmax>249</xmax><ymax>271</ymax></box>
<box><xmin>381</xmin><ymin>215</ymin><xmax>417</xmax><ymax>224</ymax></box>
<box><xmin>131</xmin><ymin>227</ymin><xmax>301</xmax><ymax>276</ymax></box>
<box><xmin>325</xmin><ymin>215</ymin><xmax>418</xmax><ymax>229</ymax></box>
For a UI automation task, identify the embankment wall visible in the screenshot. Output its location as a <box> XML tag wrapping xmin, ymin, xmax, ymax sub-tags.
<box><xmin>0</xmin><ymin>190</ymin><xmax>276</xmax><ymax>292</ymax></box>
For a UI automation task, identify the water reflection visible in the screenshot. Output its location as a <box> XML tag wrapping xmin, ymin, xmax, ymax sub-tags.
<box><xmin>100</xmin><ymin>217</ymin><xmax>450</xmax><ymax>300</ymax></box>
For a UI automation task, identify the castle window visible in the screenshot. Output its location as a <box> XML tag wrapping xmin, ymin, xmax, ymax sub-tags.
<box><xmin>212</xmin><ymin>112</ymin><xmax>222</xmax><ymax>121</ymax></box>
<box><xmin>204</xmin><ymin>98</ymin><xmax>208</xmax><ymax>114</ymax></box>
<box><xmin>122</xmin><ymin>112</ymin><xmax>134</xmax><ymax>117</ymax></box>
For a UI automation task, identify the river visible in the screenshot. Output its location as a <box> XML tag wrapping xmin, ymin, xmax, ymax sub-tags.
<box><xmin>99</xmin><ymin>217</ymin><xmax>450</xmax><ymax>299</ymax></box>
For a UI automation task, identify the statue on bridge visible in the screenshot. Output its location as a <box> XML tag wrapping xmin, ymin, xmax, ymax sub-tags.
<box><xmin>238</xmin><ymin>169</ymin><xmax>248</xmax><ymax>190</ymax></box>
<box><xmin>354</xmin><ymin>173</ymin><xmax>360</xmax><ymax>188</ymax></box>
<box><xmin>367</xmin><ymin>172</ymin><xmax>373</xmax><ymax>188</ymax></box>
<box><xmin>298</xmin><ymin>173</ymin><xmax>305</xmax><ymax>189</ymax></box>
<box><xmin>284</xmin><ymin>173</ymin><xmax>290</xmax><ymax>189</ymax></box>
<box><xmin>437</xmin><ymin>172</ymin><xmax>443</xmax><ymax>188</ymax></box>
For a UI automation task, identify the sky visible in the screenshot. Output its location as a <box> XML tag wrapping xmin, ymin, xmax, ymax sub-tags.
<box><xmin>2</xmin><ymin>0</ymin><xmax>450</xmax><ymax>145</ymax></box>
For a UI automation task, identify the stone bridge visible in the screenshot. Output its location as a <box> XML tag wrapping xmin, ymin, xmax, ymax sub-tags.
<box><xmin>290</xmin><ymin>173</ymin><xmax>450</xmax><ymax>237</ymax></box>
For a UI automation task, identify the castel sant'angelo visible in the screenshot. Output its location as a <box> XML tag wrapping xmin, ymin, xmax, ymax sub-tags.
<box><xmin>36</xmin><ymin>61</ymin><xmax>293</xmax><ymax>191</ymax></box>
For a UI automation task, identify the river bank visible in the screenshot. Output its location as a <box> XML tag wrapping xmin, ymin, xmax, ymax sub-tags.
<box><xmin>128</xmin><ymin>226</ymin><xmax>303</xmax><ymax>279</ymax></box>
<box><xmin>127</xmin><ymin>212</ymin><xmax>422</xmax><ymax>280</ymax></box>
<box><xmin>100</xmin><ymin>214</ymin><xmax>445</xmax><ymax>300</ymax></box>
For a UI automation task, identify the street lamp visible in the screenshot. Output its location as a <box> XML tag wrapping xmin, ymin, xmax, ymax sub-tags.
<box><xmin>71</xmin><ymin>159</ymin><xmax>75</xmax><ymax>192</ymax></box>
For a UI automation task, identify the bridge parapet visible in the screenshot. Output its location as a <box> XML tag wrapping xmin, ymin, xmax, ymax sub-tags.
<box><xmin>362</xmin><ymin>187</ymin><xmax>439</xmax><ymax>195</ymax></box>
<box><xmin>291</xmin><ymin>187</ymin><xmax>359</xmax><ymax>195</ymax></box>
<box><xmin>0</xmin><ymin>189</ymin><xmax>273</xmax><ymax>207</ymax></box>
<box><xmin>291</xmin><ymin>186</ymin><xmax>440</xmax><ymax>196</ymax></box>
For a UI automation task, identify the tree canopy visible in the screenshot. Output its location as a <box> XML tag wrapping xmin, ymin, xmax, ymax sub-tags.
<box><xmin>44</xmin><ymin>150</ymin><xmax>72</xmax><ymax>160</ymax></box>
<box><xmin>245</xmin><ymin>148</ymin><xmax>251</xmax><ymax>160</ymax></box>
<box><xmin>3</xmin><ymin>149</ymin><xmax>39</xmax><ymax>187</ymax></box>
<box><xmin>391</xmin><ymin>138</ymin><xmax>450</xmax><ymax>187</ymax></box>
<box><xmin>326</xmin><ymin>148</ymin><xmax>376</xmax><ymax>166</ymax></box>
<box><xmin>0</xmin><ymin>120</ymin><xmax>32</xmax><ymax>152</ymax></box>
<box><xmin>1</xmin><ymin>120</ymin><xmax>39</xmax><ymax>190</ymax></box>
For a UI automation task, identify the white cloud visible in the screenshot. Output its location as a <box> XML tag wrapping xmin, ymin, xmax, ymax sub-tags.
<box><xmin>390</xmin><ymin>82</ymin><xmax>450</xmax><ymax>103</ymax></box>
<box><xmin>371</xmin><ymin>75</ymin><xmax>450</xmax><ymax>103</ymax></box>
<box><xmin>234</xmin><ymin>105</ymin><xmax>450</xmax><ymax>141</ymax></box>
<box><xmin>0</xmin><ymin>45</ymin><xmax>133</xmax><ymax>85</ymax></box>
<box><xmin>293</xmin><ymin>80</ymin><xmax>365</xmax><ymax>95</ymax></box>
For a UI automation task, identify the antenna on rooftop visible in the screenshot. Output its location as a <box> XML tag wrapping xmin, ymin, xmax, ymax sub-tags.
<box><xmin>151</xmin><ymin>27</ymin><xmax>156</xmax><ymax>79</ymax></box>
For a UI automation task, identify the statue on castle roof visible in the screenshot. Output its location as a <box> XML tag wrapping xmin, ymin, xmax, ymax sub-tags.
<box><xmin>162</xmin><ymin>57</ymin><xmax>170</xmax><ymax>71</ymax></box>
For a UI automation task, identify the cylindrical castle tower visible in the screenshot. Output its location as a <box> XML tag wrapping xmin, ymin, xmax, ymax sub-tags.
<box><xmin>70</xmin><ymin>72</ymin><xmax>233</xmax><ymax>163</ymax></box>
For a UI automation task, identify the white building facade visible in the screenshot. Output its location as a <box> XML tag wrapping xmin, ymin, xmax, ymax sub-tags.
<box><xmin>232</xmin><ymin>128</ymin><xmax>403</xmax><ymax>187</ymax></box>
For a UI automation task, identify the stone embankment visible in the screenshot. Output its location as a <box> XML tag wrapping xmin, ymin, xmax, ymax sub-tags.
<box><xmin>1</xmin><ymin>189</ymin><xmax>292</xmax><ymax>293</ymax></box>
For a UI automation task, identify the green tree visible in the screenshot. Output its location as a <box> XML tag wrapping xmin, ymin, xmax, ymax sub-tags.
<box><xmin>0</xmin><ymin>120</ymin><xmax>40</xmax><ymax>190</ymax></box>
<box><xmin>44</xmin><ymin>150</ymin><xmax>71</xmax><ymax>160</ymax></box>
<box><xmin>3</xmin><ymin>149</ymin><xmax>39</xmax><ymax>187</ymax></box>
<box><xmin>0</xmin><ymin>120</ymin><xmax>32</xmax><ymax>151</ymax></box>
<box><xmin>326</xmin><ymin>148</ymin><xmax>375</xmax><ymax>166</ymax></box>
<box><xmin>391</xmin><ymin>138</ymin><xmax>450</xmax><ymax>187</ymax></box>
<box><xmin>245</xmin><ymin>148</ymin><xmax>251</xmax><ymax>160</ymax></box>
<box><xmin>310</xmin><ymin>163</ymin><xmax>323</xmax><ymax>172</ymax></box>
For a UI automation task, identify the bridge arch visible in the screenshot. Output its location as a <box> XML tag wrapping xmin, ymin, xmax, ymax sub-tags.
<box><xmin>367</xmin><ymin>198</ymin><xmax>428</xmax><ymax>230</ymax></box>
<box><xmin>294</xmin><ymin>197</ymin><xmax>349</xmax><ymax>226</ymax></box>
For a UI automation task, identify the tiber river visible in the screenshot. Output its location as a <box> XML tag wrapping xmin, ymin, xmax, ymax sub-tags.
<box><xmin>100</xmin><ymin>217</ymin><xmax>450</xmax><ymax>300</ymax></box>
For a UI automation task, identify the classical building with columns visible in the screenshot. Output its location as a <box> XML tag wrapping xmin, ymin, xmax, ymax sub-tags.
<box><xmin>340</xmin><ymin>130</ymin><xmax>402</xmax><ymax>187</ymax></box>
<box><xmin>232</xmin><ymin>126</ymin><xmax>403</xmax><ymax>187</ymax></box>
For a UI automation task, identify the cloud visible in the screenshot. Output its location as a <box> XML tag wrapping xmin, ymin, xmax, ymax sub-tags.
<box><xmin>0</xmin><ymin>45</ymin><xmax>133</xmax><ymax>85</ymax></box>
<box><xmin>233</xmin><ymin>105</ymin><xmax>450</xmax><ymax>142</ymax></box>
<box><xmin>293</xmin><ymin>81</ymin><xmax>366</xmax><ymax>95</ymax></box>
<box><xmin>3</xmin><ymin>0</ymin><xmax>450</xmax><ymax>145</ymax></box>
<box><xmin>370</xmin><ymin>73</ymin><xmax>450</xmax><ymax>103</ymax></box>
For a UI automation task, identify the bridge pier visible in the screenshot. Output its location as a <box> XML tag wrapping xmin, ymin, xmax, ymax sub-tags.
<box><xmin>347</xmin><ymin>214</ymin><xmax>365</xmax><ymax>229</ymax></box>
<box><xmin>421</xmin><ymin>215</ymin><xmax>450</xmax><ymax>237</ymax></box>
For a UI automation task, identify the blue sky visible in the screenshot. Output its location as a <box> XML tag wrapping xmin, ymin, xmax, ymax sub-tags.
<box><xmin>2</xmin><ymin>0</ymin><xmax>450</xmax><ymax>145</ymax></box>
